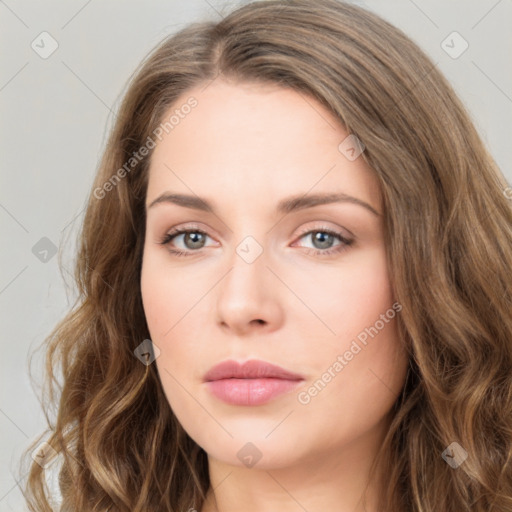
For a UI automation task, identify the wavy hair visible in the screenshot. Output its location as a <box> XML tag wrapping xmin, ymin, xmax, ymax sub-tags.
<box><xmin>21</xmin><ymin>0</ymin><xmax>512</xmax><ymax>510</ymax></box>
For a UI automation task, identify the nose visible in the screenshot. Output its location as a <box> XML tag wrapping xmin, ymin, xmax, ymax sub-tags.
<box><xmin>215</xmin><ymin>245</ymin><xmax>284</xmax><ymax>336</ymax></box>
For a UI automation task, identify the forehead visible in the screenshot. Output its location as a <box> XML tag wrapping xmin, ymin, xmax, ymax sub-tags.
<box><xmin>146</xmin><ymin>80</ymin><xmax>381</xmax><ymax>214</ymax></box>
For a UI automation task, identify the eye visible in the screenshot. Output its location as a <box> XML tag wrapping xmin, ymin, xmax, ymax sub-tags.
<box><xmin>293</xmin><ymin>226</ymin><xmax>354</xmax><ymax>257</ymax></box>
<box><xmin>158</xmin><ymin>226</ymin><xmax>214</xmax><ymax>257</ymax></box>
<box><xmin>158</xmin><ymin>225</ymin><xmax>354</xmax><ymax>258</ymax></box>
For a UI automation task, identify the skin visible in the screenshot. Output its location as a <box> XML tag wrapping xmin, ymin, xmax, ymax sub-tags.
<box><xmin>140</xmin><ymin>78</ymin><xmax>409</xmax><ymax>512</ymax></box>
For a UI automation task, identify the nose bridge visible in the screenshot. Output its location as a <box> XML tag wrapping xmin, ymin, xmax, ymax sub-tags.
<box><xmin>234</xmin><ymin>233</ymin><xmax>266</xmax><ymax>266</ymax></box>
<box><xmin>214</xmin><ymin>229</ymin><xmax>280</xmax><ymax>331</ymax></box>
<box><xmin>224</xmin><ymin>232</ymin><xmax>268</xmax><ymax>295</ymax></box>
<box><xmin>224</xmin><ymin>213</ymin><xmax>269</xmax><ymax>274</ymax></box>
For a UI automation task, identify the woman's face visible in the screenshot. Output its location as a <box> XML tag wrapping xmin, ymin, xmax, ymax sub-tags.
<box><xmin>141</xmin><ymin>79</ymin><xmax>409</xmax><ymax>470</ymax></box>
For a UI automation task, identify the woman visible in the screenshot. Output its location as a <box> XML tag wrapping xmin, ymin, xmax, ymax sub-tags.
<box><xmin>22</xmin><ymin>0</ymin><xmax>512</xmax><ymax>511</ymax></box>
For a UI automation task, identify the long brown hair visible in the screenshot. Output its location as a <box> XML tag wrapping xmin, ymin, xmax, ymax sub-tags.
<box><xmin>21</xmin><ymin>1</ymin><xmax>512</xmax><ymax>510</ymax></box>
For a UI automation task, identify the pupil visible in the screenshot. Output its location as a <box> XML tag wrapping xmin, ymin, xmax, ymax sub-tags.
<box><xmin>186</xmin><ymin>232</ymin><xmax>204</xmax><ymax>249</ymax></box>
<box><xmin>313</xmin><ymin>231</ymin><xmax>332</xmax><ymax>249</ymax></box>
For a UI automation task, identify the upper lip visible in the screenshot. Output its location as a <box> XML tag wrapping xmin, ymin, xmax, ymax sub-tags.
<box><xmin>203</xmin><ymin>359</ymin><xmax>304</xmax><ymax>382</ymax></box>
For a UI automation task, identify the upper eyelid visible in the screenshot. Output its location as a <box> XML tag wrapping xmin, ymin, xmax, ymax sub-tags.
<box><xmin>295</xmin><ymin>224</ymin><xmax>352</xmax><ymax>239</ymax></box>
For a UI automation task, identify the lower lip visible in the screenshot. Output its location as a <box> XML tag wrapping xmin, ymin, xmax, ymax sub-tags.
<box><xmin>205</xmin><ymin>378</ymin><xmax>303</xmax><ymax>406</ymax></box>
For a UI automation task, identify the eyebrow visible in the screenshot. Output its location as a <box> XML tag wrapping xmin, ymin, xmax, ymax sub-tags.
<box><xmin>147</xmin><ymin>191</ymin><xmax>380</xmax><ymax>216</ymax></box>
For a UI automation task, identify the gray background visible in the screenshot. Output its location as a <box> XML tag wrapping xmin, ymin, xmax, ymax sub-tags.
<box><xmin>1</xmin><ymin>0</ymin><xmax>511</xmax><ymax>509</ymax></box>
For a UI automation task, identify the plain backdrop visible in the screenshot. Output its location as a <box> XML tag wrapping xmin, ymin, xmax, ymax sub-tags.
<box><xmin>1</xmin><ymin>0</ymin><xmax>511</xmax><ymax>509</ymax></box>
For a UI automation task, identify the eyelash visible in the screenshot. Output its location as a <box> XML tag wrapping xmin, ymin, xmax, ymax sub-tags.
<box><xmin>158</xmin><ymin>225</ymin><xmax>354</xmax><ymax>258</ymax></box>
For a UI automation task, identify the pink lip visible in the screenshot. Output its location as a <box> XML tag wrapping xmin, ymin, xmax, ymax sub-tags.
<box><xmin>203</xmin><ymin>359</ymin><xmax>304</xmax><ymax>406</ymax></box>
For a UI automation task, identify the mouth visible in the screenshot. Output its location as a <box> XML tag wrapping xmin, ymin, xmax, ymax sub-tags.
<box><xmin>203</xmin><ymin>359</ymin><xmax>305</xmax><ymax>406</ymax></box>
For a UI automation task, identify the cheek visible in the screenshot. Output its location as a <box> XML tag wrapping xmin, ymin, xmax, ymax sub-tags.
<box><xmin>141</xmin><ymin>274</ymin><xmax>168</xmax><ymax>334</ymax></box>
<box><xmin>302</xmin><ymin>245</ymin><xmax>395</xmax><ymax>344</ymax></box>
<box><xmin>140</xmin><ymin>262</ymin><xmax>167</xmax><ymax>338</ymax></box>
<box><xmin>140</xmin><ymin>253</ymin><xmax>199</xmax><ymax>415</ymax></box>
<box><xmin>140</xmin><ymin>248</ymin><xmax>208</xmax><ymax>375</ymax></box>
<box><xmin>346</xmin><ymin>247</ymin><xmax>395</xmax><ymax>329</ymax></box>
<box><xmin>296</xmin><ymin>244</ymin><xmax>404</xmax><ymax>396</ymax></box>
<box><xmin>140</xmin><ymin>248</ymin><xmax>199</xmax><ymax>338</ymax></box>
